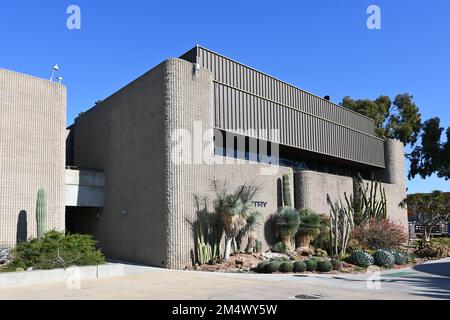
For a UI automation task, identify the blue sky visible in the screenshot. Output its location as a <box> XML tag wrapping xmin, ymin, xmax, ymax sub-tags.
<box><xmin>0</xmin><ymin>0</ymin><xmax>448</xmax><ymax>193</ymax></box>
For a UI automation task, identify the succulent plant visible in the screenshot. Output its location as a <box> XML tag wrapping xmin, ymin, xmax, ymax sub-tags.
<box><xmin>350</xmin><ymin>250</ymin><xmax>374</xmax><ymax>268</ymax></box>
<box><xmin>279</xmin><ymin>261</ymin><xmax>294</xmax><ymax>273</ymax></box>
<box><xmin>255</xmin><ymin>240</ymin><xmax>262</xmax><ymax>253</ymax></box>
<box><xmin>36</xmin><ymin>188</ymin><xmax>48</xmax><ymax>239</ymax></box>
<box><xmin>257</xmin><ymin>260</ymin><xmax>271</xmax><ymax>272</ymax></box>
<box><xmin>282</xmin><ymin>174</ymin><xmax>293</xmax><ymax>207</ymax></box>
<box><xmin>265</xmin><ymin>261</ymin><xmax>281</xmax><ymax>273</ymax></box>
<box><xmin>317</xmin><ymin>260</ymin><xmax>333</xmax><ymax>273</ymax></box>
<box><xmin>387</xmin><ymin>249</ymin><xmax>408</xmax><ymax>265</ymax></box>
<box><xmin>305</xmin><ymin>259</ymin><xmax>318</xmax><ymax>272</ymax></box>
<box><xmin>293</xmin><ymin>261</ymin><xmax>307</xmax><ymax>273</ymax></box>
<box><xmin>374</xmin><ymin>249</ymin><xmax>395</xmax><ymax>268</ymax></box>
<box><xmin>331</xmin><ymin>259</ymin><xmax>342</xmax><ymax>271</ymax></box>
<box><xmin>314</xmin><ymin>248</ymin><xmax>328</xmax><ymax>257</ymax></box>
<box><xmin>272</xmin><ymin>242</ymin><xmax>287</xmax><ymax>253</ymax></box>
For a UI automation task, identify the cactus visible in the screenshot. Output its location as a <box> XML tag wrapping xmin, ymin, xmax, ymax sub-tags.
<box><xmin>279</xmin><ymin>261</ymin><xmax>294</xmax><ymax>273</ymax></box>
<box><xmin>265</xmin><ymin>261</ymin><xmax>281</xmax><ymax>273</ymax></box>
<box><xmin>282</xmin><ymin>174</ymin><xmax>292</xmax><ymax>207</ymax></box>
<box><xmin>374</xmin><ymin>249</ymin><xmax>395</xmax><ymax>268</ymax></box>
<box><xmin>390</xmin><ymin>250</ymin><xmax>408</xmax><ymax>265</ymax></box>
<box><xmin>293</xmin><ymin>261</ymin><xmax>307</xmax><ymax>273</ymax></box>
<box><xmin>36</xmin><ymin>188</ymin><xmax>48</xmax><ymax>239</ymax></box>
<box><xmin>331</xmin><ymin>259</ymin><xmax>342</xmax><ymax>271</ymax></box>
<box><xmin>255</xmin><ymin>240</ymin><xmax>262</xmax><ymax>253</ymax></box>
<box><xmin>317</xmin><ymin>260</ymin><xmax>333</xmax><ymax>273</ymax></box>
<box><xmin>327</xmin><ymin>195</ymin><xmax>354</xmax><ymax>260</ymax></box>
<box><xmin>350</xmin><ymin>174</ymin><xmax>387</xmax><ymax>225</ymax></box>
<box><xmin>350</xmin><ymin>250</ymin><xmax>374</xmax><ymax>268</ymax></box>
<box><xmin>257</xmin><ymin>260</ymin><xmax>271</xmax><ymax>272</ymax></box>
<box><xmin>272</xmin><ymin>241</ymin><xmax>287</xmax><ymax>253</ymax></box>
<box><xmin>305</xmin><ymin>259</ymin><xmax>318</xmax><ymax>272</ymax></box>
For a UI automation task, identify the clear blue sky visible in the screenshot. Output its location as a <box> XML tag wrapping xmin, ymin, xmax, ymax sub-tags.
<box><xmin>0</xmin><ymin>0</ymin><xmax>448</xmax><ymax>193</ymax></box>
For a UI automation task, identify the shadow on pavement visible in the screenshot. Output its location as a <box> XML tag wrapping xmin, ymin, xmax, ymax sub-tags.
<box><xmin>323</xmin><ymin>261</ymin><xmax>450</xmax><ymax>300</ymax></box>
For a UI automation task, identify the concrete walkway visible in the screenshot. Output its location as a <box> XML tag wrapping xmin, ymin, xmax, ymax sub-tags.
<box><xmin>0</xmin><ymin>258</ymin><xmax>449</xmax><ymax>300</ymax></box>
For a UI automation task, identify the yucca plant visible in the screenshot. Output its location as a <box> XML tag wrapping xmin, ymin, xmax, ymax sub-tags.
<box><xmin>272</xmin><ymin>207</ymin><xmax>300</xmax><ymax>251</ymax></box>
<box><xmin>241</xmin><ymin>210</ymin><xmax>263</xmax><ymax>254</ymax></box>
<box><xmin>213</xmin><ymin>181</ymin><xmax>260</xmax><ymax>261</ymax></box>
<box><xmin>296</xmin><ymin>209</ymin><xmax>321</xmax><ymax>249</ymax></box>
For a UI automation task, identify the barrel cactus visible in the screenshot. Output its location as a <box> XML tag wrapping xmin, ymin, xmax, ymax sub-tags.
<box><xmin>279</xmin><ymin>261</ymin><xmax>294</xmax><ymax>273</ymax></box>
<box><xmin>293</xmin><ymin>261</ymin><xmax>307</xmax><ymax>273</ymax></box>
<box><xmin>350</xmin><ymin>250</ymin><xmax>374</xmax><ymax>268</ymax></box>
<box><xmin>331</xmin><ymin>259</ymin><xmax>342</xmax><ymax>271</ymax></box>
<box><xmin>257</xmin><ymin>260</ymin><xmax>271</xmax><ymax>273</ymax></box>
<box><xmin>317</xmin><ymin>260</ymin><xmax>333</xmax><ymax>273</ymax></box>
<box><xmin>305</xmin><ymin>259</ymin><xmax>318</xmax><ymax>271</ymax></box>
<box><xmin>374</xmin><ymin>249</ymin><xmax>395</xmax><ymax>268</ymax></box>
<box><xmin>265</xmin><ymin>261</ymin><xmax>281</xmax><ymax>273</ymax></box>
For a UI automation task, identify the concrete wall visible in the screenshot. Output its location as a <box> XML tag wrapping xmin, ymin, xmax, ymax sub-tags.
<box><xmin>65</xmin><ymin>168</ymin><xmax>105</xmax><ymax>207</ymax></box>
<box><xmin>294</xmin><ymin>171</ymin><xmax>354</xmax><ymax>214</ymax></box>
<box><xmin>294</xmin><ymin>139</ymin><xmax>408</xmax><ymax>232</ymax></box>
<box><xmin>72</xmin><ymin>61</ymin><xmax>172</xmax><ymax>267</ymax></box>
<box><xmin>0</xmin><ymin>69</ymin><xmax>66</xmax><ymax>247</ymax></box>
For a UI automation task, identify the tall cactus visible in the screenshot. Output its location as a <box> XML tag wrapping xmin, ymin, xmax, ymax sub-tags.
<box><xmin>36</xmin><ymin>188</ymin><xmax>48</xmax><ymax>239</ymax></box>
<box><xmin>282</xmin><ymin>174</ymin><xmax>292</xmax><ymax>207</ymax></box>
<box><xmin>327</xmin><ymin>194</ymin><xmax>354</xmax><ymax>259</ymax></box>
<box><xmin>350</xmin><ymin>174</ymin><xmax>387</xmax><ymax>225</ymax></box>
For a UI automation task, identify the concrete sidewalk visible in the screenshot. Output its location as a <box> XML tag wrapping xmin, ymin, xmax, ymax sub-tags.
<box><xmin>0</xmin><ymin>258</ymin><xmax>448</xmax><ymax>300</ymax></box>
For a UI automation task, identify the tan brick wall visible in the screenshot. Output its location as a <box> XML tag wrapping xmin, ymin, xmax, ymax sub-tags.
<box><xmin>0</xmin><ymin>69</ymin><xmax>66</xmax><ymax>246</ymax></box>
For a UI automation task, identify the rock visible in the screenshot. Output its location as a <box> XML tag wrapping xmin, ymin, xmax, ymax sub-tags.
<box><xmin>235</xmin><ymin>260</ymin><xmax>244</xmax><ymax>266</ymax></box>
<box><xmin>26</xmin><ymin>267</ymin><xmax>33</xmax><ymax>272</ymax></box>
<box><xmin>0</xmin><ymin>247</ymin><xmax>10</xmax><ymax>264</ymax></box>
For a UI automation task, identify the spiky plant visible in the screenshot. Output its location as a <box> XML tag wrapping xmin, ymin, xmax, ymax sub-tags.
<box><xmin>272</xmin><ymin>207</ymin><xmax>300</xmax><ymax>251</ymax></box>
<box><xmin>296</xmin><ymin>209</ymin><xmax>321</xmax><ymax>249</ymax></box>
<box><xmin>213</xmin><ymin>181</ymin><xmax>260</xmax><ymax>261</ymax></box>
<box><xmin>241</xmin><ymin>210</ymin><xmax>263</xmax><ymax>254</ymax></box>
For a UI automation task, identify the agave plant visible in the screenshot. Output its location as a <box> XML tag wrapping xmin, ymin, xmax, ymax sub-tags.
<box><xmin>272</xmin><ymin>207</ymin><xmax>300</xmax><ymax>251</ymax></box>
<box><xmin>213</xmin><ymin>181</ymin><xmax>260</xmax><ymax>261</ymax></box>
<box><xmin>296</xmin><ymin>209</ymin><xmax>321</xmax><ymax>249</ymax></box>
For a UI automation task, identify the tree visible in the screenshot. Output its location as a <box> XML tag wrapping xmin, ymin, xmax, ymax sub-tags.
<box><xmin>341</xmin><ymin>93</ymin><xmax>421</xmax><ymax>146</ymax></box>
<box><xmin>409</xmin><ymin>118</ymin><xmax>450</xmax><ymax>180</ymax></box>
<box><xmin>400</xmin><ymin>191</ymin><xmax>450</xmax><ymax>241</ymax></box>
<box><xmin>213</xmin><ymin>181</ymin><xmax>259</xmax><ymax>261</ymax></box>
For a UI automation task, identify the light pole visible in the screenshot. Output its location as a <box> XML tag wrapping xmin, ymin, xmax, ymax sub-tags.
<box><xmin>50</xmin><ymin>64</ymin><xmax>59</xmax><ymax>81</ymax></box>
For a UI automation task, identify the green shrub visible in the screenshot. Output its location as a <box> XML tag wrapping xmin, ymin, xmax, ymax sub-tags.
<box><xmin>314</xmin><ymin>248</ymin><xmax>328</xmax><ymax>257</ymax></box>
<box><xmin>317</xmin><ymin>260</ymin><xmax>333</xmax><ymax>273</ymax></box>
<box><xmin>293</xmin><ymin>261</ymin><xmax>307</xmax><ymax>273</ymax></box>
<box><xmin>264</xmin><ymin>261</ymin><xmax>281</xmax><ymax>273</ymax></box>
<box><xmin>272</xmin><ymin>242</ymin><xmax>287</xmax><ymax>253</ymax></box>
<box><xmin>346</xmin><ymin>238</ymin><xmax>363</xmax><ymax>253</ymax></box>
<box><xmin>414</xmin><ymin>240</ymin><xmax>449</xmax><ymax>259</ymax></box>
<box><xmin>305</xmin><ymin>259</ymin><xmax>318</xmax><ymax>272</ymax></box>
<box><xmin>279</xmin><ymin>261</ymin><xmax>294</xmax><ymax>273</ymax></box>
<box><xmin>311</xmin><ymin>214</ymin><xmax>331</xmax><ymax>251</ymax></box>
<box><xmin>349</xmin><ymin>250</ymin><xmax>374</xmax><ymax>268</ymax></box>
<box><xmin>331</xmin><ymin>259</ymin><xmax>342</xmax><ymax>270</ymax></box>
<box><xmin>256</xmin><ymin>261</ymin><xmax>271</xmax><ymax>272</ymax></box>
<box><xmin>6</xmin><ymin>231</ymin><xmax>105</xmax><ymax>271</ymax></box>
<box><xmin>373</xmin><ymin>249</ymin><xmax>395</xmax><ymax>268</ymax></box>
<box><xmin>431</xmin><ymin>238</ymin><xmax>450</xmax><ymax>247</ymax></box>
